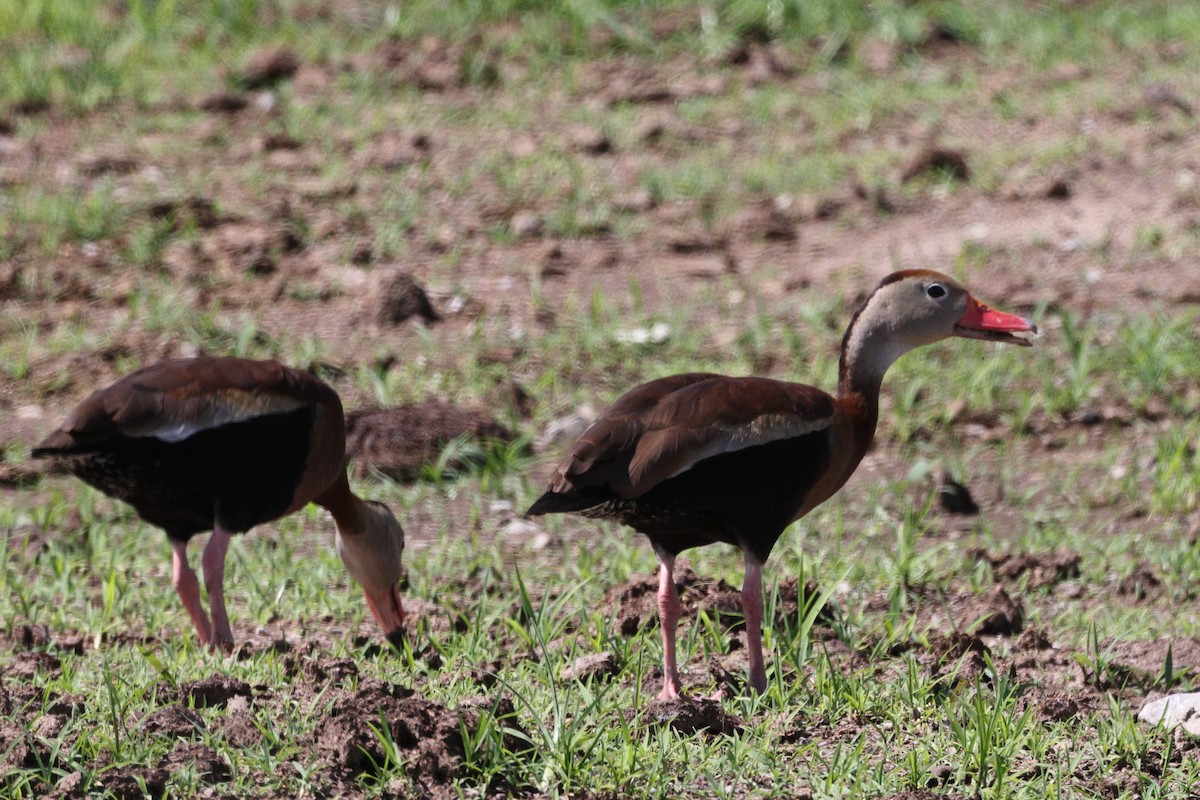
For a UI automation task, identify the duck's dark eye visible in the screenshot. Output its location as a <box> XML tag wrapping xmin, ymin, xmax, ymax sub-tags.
<box><xmin>926</xmin><ymin>283</ymin><xmax>946</xmax><ymax>299</ymax></box>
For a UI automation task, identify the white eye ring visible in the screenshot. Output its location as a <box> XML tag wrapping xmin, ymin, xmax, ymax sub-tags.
<box><xmin>926</xmin><ymin>283</ymin><xmax>947</xmax><ymax>299</ymax></box>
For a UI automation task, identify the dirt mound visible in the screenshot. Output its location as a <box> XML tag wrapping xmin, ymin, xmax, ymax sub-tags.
<box><xmin>0</xmin><ymin>687</ymin><xmax>88</xmax><ymax>794</ymax></box>
<box><xmin>926</xmin><ymin>586</ymin><xmax>1025</xmax><ymax>637</ymax></box>
<box><xmin>314</xmin><ymin>679</ymin><xmax>526</xmax><ymax>797</ymax></box>
<box><xmin>138</xmin><ymin>705</ymin><xmax>204</xmax><ymax>737</ymax></box>
<box><xmin>971</xmin><ymin>547</ymin><xmax>1081</xmax><ymax>589</ymax></box>
<box><xmin>345</xmin><ymin>402</ymin><xmax>515</xmax><ymax>481</ymax></box>
<box><xmin>642</xmin><ymin>697</ymin><xmax>744</xmax><ymax>736</ymax></box>
<box><xmin>95</xmin><ymin>768</ymin><xmax>169</xmax><ymax>800</ymax></box>
<box><xmin>1097</xmin><ymin>638</ymin><xmax>1200</xmax><ymax>691</ymax></box>
<box><xmin>179</xmin><ymin>675</ymin><xmax>253</xmax><ymax>709</ymax></box>
<box><xmin>1116</xmin><ymin>565</ymin><xmax>1162</xmax><ymax>601</ymax></box>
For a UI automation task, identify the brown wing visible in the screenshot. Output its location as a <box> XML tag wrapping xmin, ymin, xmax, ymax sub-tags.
<box><xmin>543</xmin><ymin>373</ymin><xmax>835</xmax><ymax>500</ymax></box>
<box><xmin>34</xmin><ymin>357</ymin><xmax>341</xmax><ymax>454</ymax></box>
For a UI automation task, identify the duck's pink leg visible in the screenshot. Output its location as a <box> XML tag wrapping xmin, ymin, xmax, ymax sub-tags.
<box><xmin>656</xmin><ymin>553</ymin><xmax>683</xmax><ymax>700</ymax></box>
<box><xmin>201</xmin><ymin>527</ymin><xmax>234</xmax><ymax>650</ymax></box>
<box><xmin>171</xmin><ymin>539</ymin><xmax>212</xmax><ymax>645</ymax></box>
<box><xmin>742</xmin><ymin>555</ymin><xmax>767</xmax><ymax>693</ymax></box>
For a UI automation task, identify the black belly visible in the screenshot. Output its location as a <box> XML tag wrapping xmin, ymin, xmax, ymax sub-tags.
<box><xmin>588</xmin><ymin>432</ymin><xmax>831</xmax><ymax>564</ymax></box>
<box><xmin>63</xmin><ymin>407</ymin><xmax>316</xmax><ymax>541</ymax></box>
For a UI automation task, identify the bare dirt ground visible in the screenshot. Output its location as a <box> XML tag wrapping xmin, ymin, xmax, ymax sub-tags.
<box><xmin>3</xmin><ymin>25</ymin><xmax>1200</xmax><ymax>799</ymax></box>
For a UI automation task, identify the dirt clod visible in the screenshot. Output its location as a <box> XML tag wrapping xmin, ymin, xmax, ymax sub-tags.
<box><xmin>179</xmin><ymin>675</ymin><xmax>252</xmax><ymax>709</ymax></box>
<box><xmin>973</xmin><ymin>547</ymin><xmax>1081</xmax><ymax>590</ymax></box>
<box><xmin>1117</xmin><ymin>565</ymin><xmax>1161</xmax><ymax>600</ymax></box>
<box><xmin>925</xmin><ymin>631</ymin><xmax>990</xmax><ymax>684</ymax></box>
<box><xmin>160</xmin><ymin>742</ymin><xmax>230</xmax><ymax>783</ymax></box>
<box><xmin>139</xmin><ymin>705</ymin><xmax>204</xmax><ymax>738</ymax></box>
<box><xmin>240</xmin><ymin>46</ymin><xmax>302</xmax><ymax>89</ymax></box>
<box><xmin>376</xmin><ymin>270</ymin><xmax>439</xmax><ymax>325</ymax></box>
<box><xmin>937</xmin><ymin>473</ymin><xmax>979</xmax><ymax>515</ymax></box>
<box><xmin>643</xmin><ymin>697</ymin><xmax>744</xmax><ymax>736</ymax></box>
<box><xmin>1101</xmin><ymin>639</ymin><xmax>1200</xmax><ymax>690</ymax></box>
<box><xmin>958</xmin><ymin>587</ymin><xmax>1024</xmax><ymax>635</ymax></box>
<box><xmin>315</xmin><ymin>679</ymin><xmax>469</xmax><ymax>794</ymax></box>
<box><xmin>198</xmin><ymin>91</ymin><xmax>249</xmax><ymax>114</ymax></box>
<box><xmin>97</xmin><ymin>768</ymin><xmax>169</xmax><ymax>800</ymax></box>
<box><xmin>147</xmin><ymin>197</ymin><xmax>220</xmax><ymax>230</ymax></box>
<box><xmin>345</xmin><ymin>402</ymin><xmax>514</xmax><ymax>481</ymax></box>
<box><xmin>902</xmin><ymin>147</ymin><xmax>971</xmax><ymax>183</ymax></box>
<box><xmin>1038</xmin><ymin>693</ymin><xmax>1082</xmax><ymax>722</ymax></box>
<box><xmin>561</xmin><ymin>651</ymin><xmax>619</xmax><ymax>683</ymax></box>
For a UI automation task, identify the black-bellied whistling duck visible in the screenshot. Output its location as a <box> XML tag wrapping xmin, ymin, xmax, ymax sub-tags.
<box><xmin>528</xmin><ymin>270</ymin><xmax>1036</xmax><ymax>698</ymax></box>
<box><xmin>32</xmin><ymin>357</ymin><xmax>406</xmax><ymax>650</ymax></box>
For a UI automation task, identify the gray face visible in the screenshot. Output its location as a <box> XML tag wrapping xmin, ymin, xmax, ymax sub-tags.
<box><xmin>864</xmin><ymin>274</ymin><xmax>969</xmax><ymax>350</ymax></box>
<box><xmin>337</xmin><ymin>502</ymin><xmax>405</xmax><ymax>591</ymax></box>
<box><xmin>873</xmin><ymin>273</ymin><xmax>1033</xmax><ymax>349</ymax></box>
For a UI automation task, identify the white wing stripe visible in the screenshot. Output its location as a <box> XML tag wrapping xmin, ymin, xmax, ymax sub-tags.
<box><xmin>655</xmin><ymin>413</ymin><xmax>831</xmax><ymax>483</ymax></box>
<box><xmin>126</xmin><ymin>394</ymin><xmax>307</xmax><ymax>442</ymax></box>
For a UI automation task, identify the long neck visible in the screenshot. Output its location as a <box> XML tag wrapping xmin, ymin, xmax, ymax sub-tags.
<box><xmin>836</xmin><ymin>298</ymin><xmax>912</xmax><ymax>401</ymax></box>
<box><xmin>314</xmin><ymin>471</ymin><xmax>365</xmax><ymax>535</ymax></box>
<box><xmin>835</xmin><ymin>298</ymin><xmax>913</xmax><ymax>458</ymax></box>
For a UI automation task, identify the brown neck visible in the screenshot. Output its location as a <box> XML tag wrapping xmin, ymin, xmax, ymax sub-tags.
<box><xmin>314</xmin><ymin>472</ymin><xmax>365</xmax><ymax>534</ymax></box>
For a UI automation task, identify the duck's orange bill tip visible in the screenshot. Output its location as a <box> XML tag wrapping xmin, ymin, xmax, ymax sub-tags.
<box><xmin>363</xmin><ymin>584</ymin><xmax>406</xmax><ymax>640</ymax></box>
<box><xmin>385</xmin><ymin>625</ymin><xmax>406</xmax><ymax>649</ymax></box>
<box><xmin>960</xmin><ymin>297</ymin><xmax>1038</xmax><ymax>334</ymax></box>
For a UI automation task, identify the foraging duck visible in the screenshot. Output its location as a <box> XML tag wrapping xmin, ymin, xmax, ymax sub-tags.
<box><xmin>528</xmin><ymin>270</ymin><xmax>1036</xmax><ymax>698</ymax></box>
<box><xmin>33</xmin><ymin>357</ymin><xmax>406</xmax><ymax>650</ymax></box>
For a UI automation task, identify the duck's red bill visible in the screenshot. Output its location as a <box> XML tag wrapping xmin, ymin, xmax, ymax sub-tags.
<box><xmin>955</xmin><ymin>296</ymin><xmax>1038</xmax><ymax>346</ymax></box>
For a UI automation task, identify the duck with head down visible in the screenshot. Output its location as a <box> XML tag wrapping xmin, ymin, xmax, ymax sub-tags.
<box><xmin>33</xmin><ymin>356</ymin><xmax>406</xmax><ymax>650</ymax></box>
<box><xmin>528</xmin><ymin>270</ymin><xmax>1037</xmax><ymax>699</ymax></box>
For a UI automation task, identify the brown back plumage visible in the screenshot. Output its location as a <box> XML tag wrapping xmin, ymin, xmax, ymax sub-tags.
<box><xmin>531</xmin><ymin>373</ymin><xmax>836</xmax><ymax>512</ymax></box>
<box><xmin>34</xmin><ymin>357</ymin><xmax>340</xmax><ymax>456</ymax></box>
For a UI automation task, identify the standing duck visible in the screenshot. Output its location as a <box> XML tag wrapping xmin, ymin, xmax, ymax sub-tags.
<box><xmin>528</xmin><ymin>270</ymin><xmax>1036</xmax><ymax>698</ymax></box>
<box><xmin>33</xmin><ymin>357</ymin><xmax>406</xmax><ymax>650</ymax></box>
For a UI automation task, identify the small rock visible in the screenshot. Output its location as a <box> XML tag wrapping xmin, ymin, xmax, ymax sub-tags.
<box><xmin>614</xmin><ymin>322</ymin><xmax>671</xmax><ymax>345</ymax></box>
<box><xmin>1139</xmin><ymin>693</ymin><xmax>1200</xmax><ymax>736</ymax></box>
<box><xmin>509</xmin><ymin>210</ymin><xmax>542</xmax><ymax>238</ymax></box>
<box><xmin>501</xmin><ymin>518</ymin><xmax>540</xmax><ymax>540</ymax></box>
